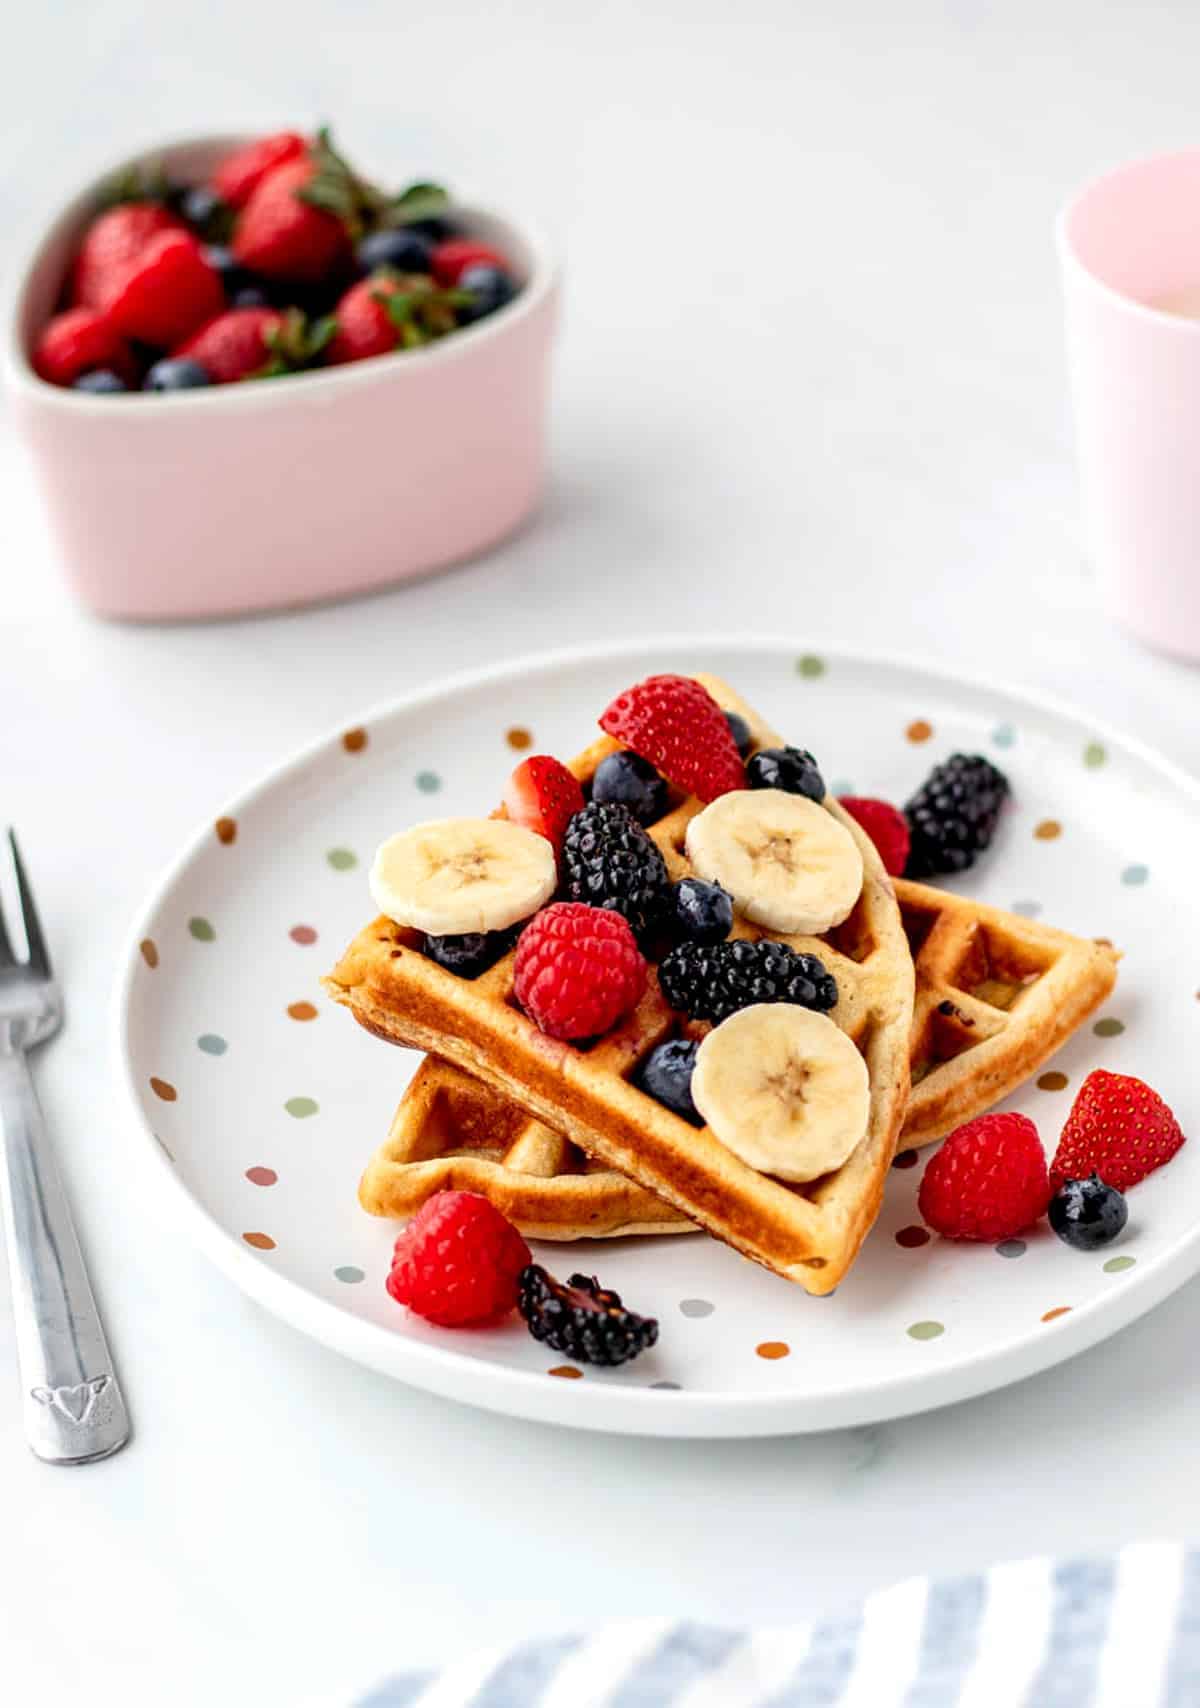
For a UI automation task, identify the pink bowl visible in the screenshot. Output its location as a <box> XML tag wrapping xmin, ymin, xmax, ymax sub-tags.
<box><xmin>3</xmin><ymin>136</ymin><xmax>561</xmax><ymax>621</ymax></box>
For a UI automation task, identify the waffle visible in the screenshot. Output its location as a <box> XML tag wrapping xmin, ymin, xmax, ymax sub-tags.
<box><xmin>359</xmin><ymin>880</ymin><xmax>1118</xmax><ymax>1239</ymax></box>
<box><xmin>327</xmin><ymin>675</ymin><xmax>916</xmax><ymax>1292</ymax></box>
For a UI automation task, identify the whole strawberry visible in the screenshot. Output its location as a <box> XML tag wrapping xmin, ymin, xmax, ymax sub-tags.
<box><xmin>32</xmin><ymin>308</ymin><xmax>133</xmax><ymax>387</ymax></box>
<box><xmin>513</xmin><ymin>903</ymin><xmax>648</xmax><ymax>1040</ymax></box>
<box><xmin>326</xmin><ymin>272</ymin><xmax>468</xmax><ymax>364</ymax></box>
<box><xmin>213</xmin><ymin>131</ymin><xmax>308</xmax><ymax>209</ymax></box>
<box><xmin>503</xmin><ymin>755</ymin><xmax>586</xmax><ymax>853</ymax></box>
<box><xmin>837</xmin><ymin>797</ymin><xmax>910</xmax><ymax>878</ymax></box>
<box><xmin>173</xmin><ymin>307</ymin><xmax>283</xmax><ymax>383</ymax></box>
<box><xmin>72</xmin><ymin>202</ymin><xmax>182</xmax><ymax>309</ymax></box>
<box><xmin>386</xmin><ymin>1190</ymin><xmax>531</xmax><ymax>1327</ymax></box>
<box><xmin>600</xmin><ymin>675</ymin><xmax>746</xmax><ymax>803</ymax></box>
<box><xmin>232</xmin><ymin>158</ymin><xmax>352</xmax><ymax>282</ymax></box>
<box><xmin>1050</xmin><ymin>1070</ymin><xmax>1185</xmax><ymax>1193</ymax></box>
<box><xmin>104</xmin><ymin>229</ymin><xmax>224</xmax><ymax>346</ymax></box>
<box><xmin>919</xmin><ymin>1112</ymin><xmax>1051</xmax><ymax>1242</ymax></box>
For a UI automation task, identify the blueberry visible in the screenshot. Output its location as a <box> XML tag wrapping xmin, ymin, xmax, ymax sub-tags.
<box><xmin>635</xmin><ymin>1039</ymin><xmax>702</xmax><ymax>1125</ymax></box>
<box><xmin>232</xmin><ymin>286</ymin><xmax>271</xmax><ymax>308</ymax></box>
<box><xmin>746</xmin><ymin>745</ymin><xmax>825</xmax><ymax>801</ymax></box>
<box><xmin>356</xmin><ymin>228</ymin><xmax>433</xmax><ymax>275</ymax></box>
<box><xmin>591</xmin><ymin>751</ymin><xmax>668</xmax><ymax>825</ymax></box>
<box><xmin>143</xmin><ymin>357</ymin><xmax>210</xmax><ymax>392</ymax></box>
<box><xmin>178</xmin><ymin>185</ymin><xmax>232</xmax><ymax>239</ymax></box>
<box><xmin>406</xmin><ymin>215</ymin><xmax>457</xmax><ymax>243</ymax></box>
<box><xmin>457</xmin><ymin>263</ymin><xmax>516</xmax><ymax>323</ymax></box>
<box><xmin>422</xmin><ymin>930</ymin><xmax>511</xmax><ymax>979</ymax></box>
<box><xmin>668</xmin><ymin>878</ymin><xmax>733</xmax><ymax>946</ymax></box>
<box><xmin>1049</xmin><ymin>1173</ymin><xmax>1128</xmax><ymax>1251</ymax></box>
<box><xmin>72</xmin><ymin>369</ymin><xmax>127</xmax><ymax>394</ymax></box>
<box><xmin>204</xmin><ymin>244</ymin><xmax>257</xmax><ymax>300</ymax></box>
<box><xmin>724</xmin><ymin>710</ymin><xmax>753</xmax><ymax>758</ymax></box>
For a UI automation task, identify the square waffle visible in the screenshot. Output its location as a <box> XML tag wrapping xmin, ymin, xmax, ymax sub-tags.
<box><xmin>327</xmin><ymin>675</ymin><xmax>916</xmax><ymax>1292</ymax></box>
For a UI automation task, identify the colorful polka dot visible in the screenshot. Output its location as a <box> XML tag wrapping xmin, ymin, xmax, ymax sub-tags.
<box><xmin>1094</xmin><ymin>1018</ymin><xmax>1125</xmax><ymax>1038</ymax></box>
<box><xmin>285</xmin><ymin>1097</ymin><xmax>318</xmax><ymax>1118</ymax></box>
<box><xmin>995</xmin><ymin>1239</ymin><xmax>1027</xmax><ymax>1258</ymax></box>
<box><xmin>1042</xmin><ymin>1307</ymin><xmax>1072</xmax><ymax>1323</ymax></box>
<box><xmin>1037</xmin><ymin>1072</ymin><xmax>1069</xmax><ymax>1092</ymax></box>
<box><xmin>651</xmin><ymin>1381</ymin><xmax>681</xmax><ymax>1391</ymax></box>
<box><xmin>895</xmin><ymin>1225</ymin><xmax>931</xmax><ymax>1248</ymax></box>
<box><xmin>548</xmin><ymin>1365</ymin><xmax>582</xmax><ymax>1379</ymax></box>
<box><xmin>215</xmin><ymin>817</ymin><xmax>237</xmax><ymax>845</ymax></box>
<box><xmin>1122</xmin><ymin>864</ymin><xmax>1149</xmax><ymax>886</ymax></box>
<box><xmin>188</xmin><ymin>916</ymin><xmax>215</xmax><ymax>941</ymax></box>
<box><xmin>288</xmin><ymin>1001</ymin><xmax>318</xmax><ymax>1021</ymax></box>
<box><xmin>327</xmin><ymin>848</ymin><xmax>357</xmax><ymax>871</ymax></box>
<box><xmin>289</xmin><ymin>924</ymin><xmax>318</xmax><ymax>945</ymax></box>
<box><xmin>1083</xmin><ymin>742</ymin><xmax>1106</xmax><ymax>769</ymax></box>
<box><xmin>243</xmin><ymin>1232</ymin><xmax>276</xmax><ymax>1251</ymax></box>
<box><xmin>140</xmin><ymin>938</ymin><xmax>159</xmax><ymax>968</ymax></box>
<box><xmin>334</xmin><ymin>1265</ymin><xmax>365</xmax><ymax>1283</ymax></box>
<box><xmin>149</xmin><ymin>1076</ymin><xmax>176</xmax><ymax>1102</ymax></box>
<box><xmin>1034</xmin><ymin>820</ymin><xmax>1061</xmax><ymax>841</ymax></box>
<box><xmin>197</xmin><ymin>1034</ymin><xmax>227</xmax><ymax>1056</ymax></box>
<box><xmin>246</xmin><ymin>1167</ymin><xmax>277</xmax><ymax>1187</ymax></box>
<box><xmin>991</xmin><ymin>723</ymin><xmax>1017</xmax><ymax>749</ymax></box>
<box><xmin>342</xmin><ymin>728</ymin><xmax>367</xmax><ymax>753</ymax></box>
<box><xmin>907</xmin><ymin>1321</ymin><xmax>945</xmax><ymax>1341</ymax></box>
<box><xmin>796</xmin><ymin>655</ymin><xmax>826</xmax><ymax>679</ymax></box>
<box><xmin>892</xmin><ymin>1149</ymin><xmax>919</xmax><ymax>1170</ymax></box>
<box><xmin>679</xmin><ymin>1298</ymin><xmax>714</xmax><ymax>1318</ymax></box>
<box><xmin>506</xmin><ymin>727</ymin><xmax>533</xmax><ymax>750</ymax></box>
<box><xmin>906</xmin><ymin>719</ymin><xmax>933</xmax><ymax>743</ymax></box>
<box><xmin>1104</xmin><ymin>1255</ymin><xmax>1136</xmax><ymax>1273</ymax></box>
<box><xmin>1012</xmin><ymin>900</ymin><xmax>1042</xmax><ymax>919</ymax></box>
<box><xmin>756</xmin><ymin>1341</ymin><xmax>790</xmax><ymax>1360</ymax></box>
<box><xmin>416</xmin><ymin>771</ymin><xmax>441</xmax><ymax>794</ymax></box>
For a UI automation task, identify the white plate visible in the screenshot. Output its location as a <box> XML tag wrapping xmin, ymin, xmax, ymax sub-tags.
<box><xmin>117</xmin><ymin>638</ymin><xmax>1200</xmax><ymax>1437</ymax></box>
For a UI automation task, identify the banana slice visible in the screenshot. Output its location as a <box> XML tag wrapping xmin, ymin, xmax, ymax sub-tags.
<box><xmin>685</xmin><ymin>788</ymin><xmax>863</xmax><ymax>935</ymax></box>
<box><xmin>369</xmin><ymin>818</ymin><xmax>556</xmax><ymax>936</ymax></box>
<box><xmin>692</xmin><ymin>1004</ymin><xmax>870</xmax><ymax>1182</ymax></box>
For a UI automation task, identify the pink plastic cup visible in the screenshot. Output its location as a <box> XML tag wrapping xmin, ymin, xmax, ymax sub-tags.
<box><xmin>1058</xmin><ymin>150</ymin><xmax>1200</xmax><ymax>660</ymax></box>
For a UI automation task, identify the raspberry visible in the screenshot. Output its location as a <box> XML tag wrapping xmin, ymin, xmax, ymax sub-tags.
<box><xmin>513</xmin><ymin>902</ymin><xmax>647</xmax><ymax>1040</ymax></box>
<box><xmin>838</xmin><ymin>797</ymin><xmax>911</xmax><ymax>878</ymax></box>
<box><xmin>386</xmin><ymin>1190</ymin><xmax>531</xmax><ymax>1326</ymax></box>
<box><xmin>599</xmin><ymin>675</ymin><xmax>746</xmax><ymax>802</ymax></box>
<box><xmin>1050</xmin><ymin>1070</ymin><xmax>1185</xmax><ymax>1194</ymax></box>
<box><xmin>918</xmin><ymin>1112</ymin><xmax>1050</xmax><ymax>1242</ymax></box>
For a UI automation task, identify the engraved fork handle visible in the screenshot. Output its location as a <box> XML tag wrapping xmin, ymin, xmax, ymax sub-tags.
<box><xmin>0</xmin><ymin>1050</ymin><xmax>130</xmax><ymax>1463</ymax></box>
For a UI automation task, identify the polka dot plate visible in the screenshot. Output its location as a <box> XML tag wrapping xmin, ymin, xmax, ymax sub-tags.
<box><xmin>117</xmin><ymin>639</ymin><xmax>1200</xmax><ymax>1437</ymax></box>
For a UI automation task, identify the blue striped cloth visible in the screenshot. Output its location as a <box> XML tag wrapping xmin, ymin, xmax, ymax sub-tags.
<box><xmin>354</xmin><ymin>1544</ymin><xmax>1200</xmax><ymax>1707</ymax></box>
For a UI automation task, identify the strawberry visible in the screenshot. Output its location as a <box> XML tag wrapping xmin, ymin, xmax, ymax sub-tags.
<box><xmin>431</xmin><ymin>237</ymin><xmax>509</xmax><ymax>286</ymax></box>
<box><xmin>104</xmin><ymin>230</ymin><xmax>224</xmax><ymax>347</ymax></box>
<box><xmin>326</xmin><ymin>272</ymin><xmax>471</xmax><ymax>364</ymax></box>
<box><xmin>599</xmin><ymin>675</ymin><xmax>746</xmax><ymax>803</ymax></box>
<box><xmin>837</xmin><ymin>797</ymin><xmax>910</xmax><ymax>878</ymax></box>
<box><xmin>231</xmin><ymin>158</ymin><xmax>352</xmax><ymax>282</ymax></box>
<box><xmin>503</xmin><ymin>756</ymin><xmax>585</xmax><ymax>852</ymax></box>
<box><xmin>1050</xmin><ymin>1070</ymin><xmax>1185</xmax><ymax>1193</ymax></box>
<box><xmin>71</xmin><ymin>202</ymin><xmax>181</xmax><ymax>309</ymax></box>
<box><xmin>918</xmin><ymin>1112</ymin><xmax>1051</xmax><ymax>1242</ymax></box>
<box><xmin>212</xmin><ymin>131</ymin><xmax>308</xmax><ymax>210</ymax></box>
<box><xmin>174</xmin><ymin>306</ymin><xmax>332</xmax><ymax>384</ymax></box>
<box><xmin>32</xmin><ymin>308</ymin><xmax>133</xmax><ymax>387</ymax></box>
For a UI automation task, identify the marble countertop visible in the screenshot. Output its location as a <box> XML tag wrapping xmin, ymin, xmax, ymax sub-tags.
<box><xmin>2</xmin><ymin>1</ymin><xmax>1200</xmax><ymax>1702</ymax></box>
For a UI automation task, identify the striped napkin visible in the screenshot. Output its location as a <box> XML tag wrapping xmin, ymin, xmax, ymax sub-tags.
<box><xmin>355</xmin><ymin>1543</ymin><xmax>1199</xmax><ymax>1707</ymax></box>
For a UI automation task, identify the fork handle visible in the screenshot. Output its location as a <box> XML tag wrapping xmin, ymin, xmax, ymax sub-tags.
<box><xmin>0</xmin><ymin>1050</ymin><xmax>130</xmax><ymax>1463</ymax></box>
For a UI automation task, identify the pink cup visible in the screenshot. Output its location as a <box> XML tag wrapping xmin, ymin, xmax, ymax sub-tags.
<box><xmin>1059</xmin><ymin>150</ymin><xmax>1200</xmax><ymax>660</ymax></box>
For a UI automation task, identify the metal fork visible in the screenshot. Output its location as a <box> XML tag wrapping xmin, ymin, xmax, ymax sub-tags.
<box><xmin>0</xmin><ymin>831</ymin><xmax>129</xmax><ymax>1464</ymax></box>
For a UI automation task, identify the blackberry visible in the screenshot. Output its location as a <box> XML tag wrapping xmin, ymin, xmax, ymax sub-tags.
<box><xmin>635</xmin><ymin>1038</ymin><xmax>702</xmax><ymax>1124</ymax></box>
<box><xmin>560</xmin><ymin>801</ymin><xmax>668</xmax><ymax>941</ymax></box>
<box><xmin>518</xmin><ymin>1266</ymin><xmax>658</xmax><ymax>1366</ymax></box>
<box><xmin>422</xmin><ymin>928</ymin><xmax>513</xmax><ymax>979</ymax></box>
<box><xmin>659</xmin><ymin>938</ymin><xmax>837</xmax><ymax>1023</ymax></box>
<box><xmin>746</xmin><ymin>745</ymin><xmax>825</xmax><ymax>801</ymax></box>
<box><xmin>904</xmin><ymin>754</ymin><xmax>1010</xmax><ymax>877</ymax></box>
<box><xmin>1049</xmin><ymin>1173</ymin><xmax>1128</xmax><ymax>1251</ymax></box>
<box><xmin>591</xmin><ymin>750</ymin><xmax>668</xmax><ymax>825</ymax></box>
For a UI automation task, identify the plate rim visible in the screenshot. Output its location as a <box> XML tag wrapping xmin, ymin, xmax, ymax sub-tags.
<box><xmin>113</xmin><ymin>633</ymin><xmax>1200</xmax><ymax>1438</ymax></box>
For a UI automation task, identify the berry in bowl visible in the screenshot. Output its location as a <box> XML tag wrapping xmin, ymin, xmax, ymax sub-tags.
<box><xmin>4</xmin><ymin>129</ymin><xmax>559</xmax><ymax>619</ymax></box>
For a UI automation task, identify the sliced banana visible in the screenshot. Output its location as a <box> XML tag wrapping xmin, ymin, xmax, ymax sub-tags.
<box><xmin>692</xmin><ymin>1004</ymin><xmax>870</xmax><ymax>1182</ymax></box>
<box><xmin>369</xmin><ymin>818</ymin><xmax>556</xmax><ymax>936</ymax></box>
<box><xmin>685</xmin><ymin>788</ymin><xmax>863</xmax><ymax>935</ymax></box>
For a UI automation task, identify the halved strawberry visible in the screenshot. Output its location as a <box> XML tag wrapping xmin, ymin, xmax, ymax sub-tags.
<box><xmin>599</xmin><ymin>675</ymin><xmax>746</xmax><ymax>803</ymax></box>
<box><xmin>503</xmin><ymin>755</ymin><xmax>585</xmax><ymax>852</ymax></box>
<box><xmin>1050</xmin><ymin>1070</ymin><xmax>1185</xmax><ymax>1193</ymax></box>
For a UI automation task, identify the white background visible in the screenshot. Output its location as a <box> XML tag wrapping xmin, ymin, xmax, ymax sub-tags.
<box><xmin>3</xmin><ymin>2</ymin><xmax>1200</xmax><ymax>1703</ymax></box>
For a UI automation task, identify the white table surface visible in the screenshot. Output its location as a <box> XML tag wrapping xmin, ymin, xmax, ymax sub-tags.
<box><xmin>3</xmin><ymin>2</ymin><xmax>1200</xmax><ymax>1702</ymax></box>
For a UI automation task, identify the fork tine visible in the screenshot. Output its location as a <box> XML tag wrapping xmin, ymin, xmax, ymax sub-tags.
<box><xmin>8</xmin><ymin>831</ymin><xmax>51</xmax><ymax>975</ymax></box>
<box><xmin>0</xmin><ymin>874</ymin><xmax>13</xmax><ymax>967</ymax></box>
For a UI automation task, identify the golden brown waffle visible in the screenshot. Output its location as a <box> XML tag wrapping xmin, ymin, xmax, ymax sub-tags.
<box><xmin>359</xmin><ymin>882</ymin><xmax>1118</xmax><ymax>1239</ymax></box>
<box><xmin>327</xmin><ymin>676</ymin><xmax>916</xmax><ymax>1292</ymax></box>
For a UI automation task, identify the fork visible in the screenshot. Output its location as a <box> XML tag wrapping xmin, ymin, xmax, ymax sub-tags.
<box><xmin>0</xmin><ymin>831</ymin><xmax>129</xmax><ymax>1464</ymax></box>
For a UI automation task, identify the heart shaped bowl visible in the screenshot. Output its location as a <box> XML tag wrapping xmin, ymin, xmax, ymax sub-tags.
<box><xmin>3</xmin><ymin>135</ymin><xmax>560</xmax><ymax>621</ymax></box>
